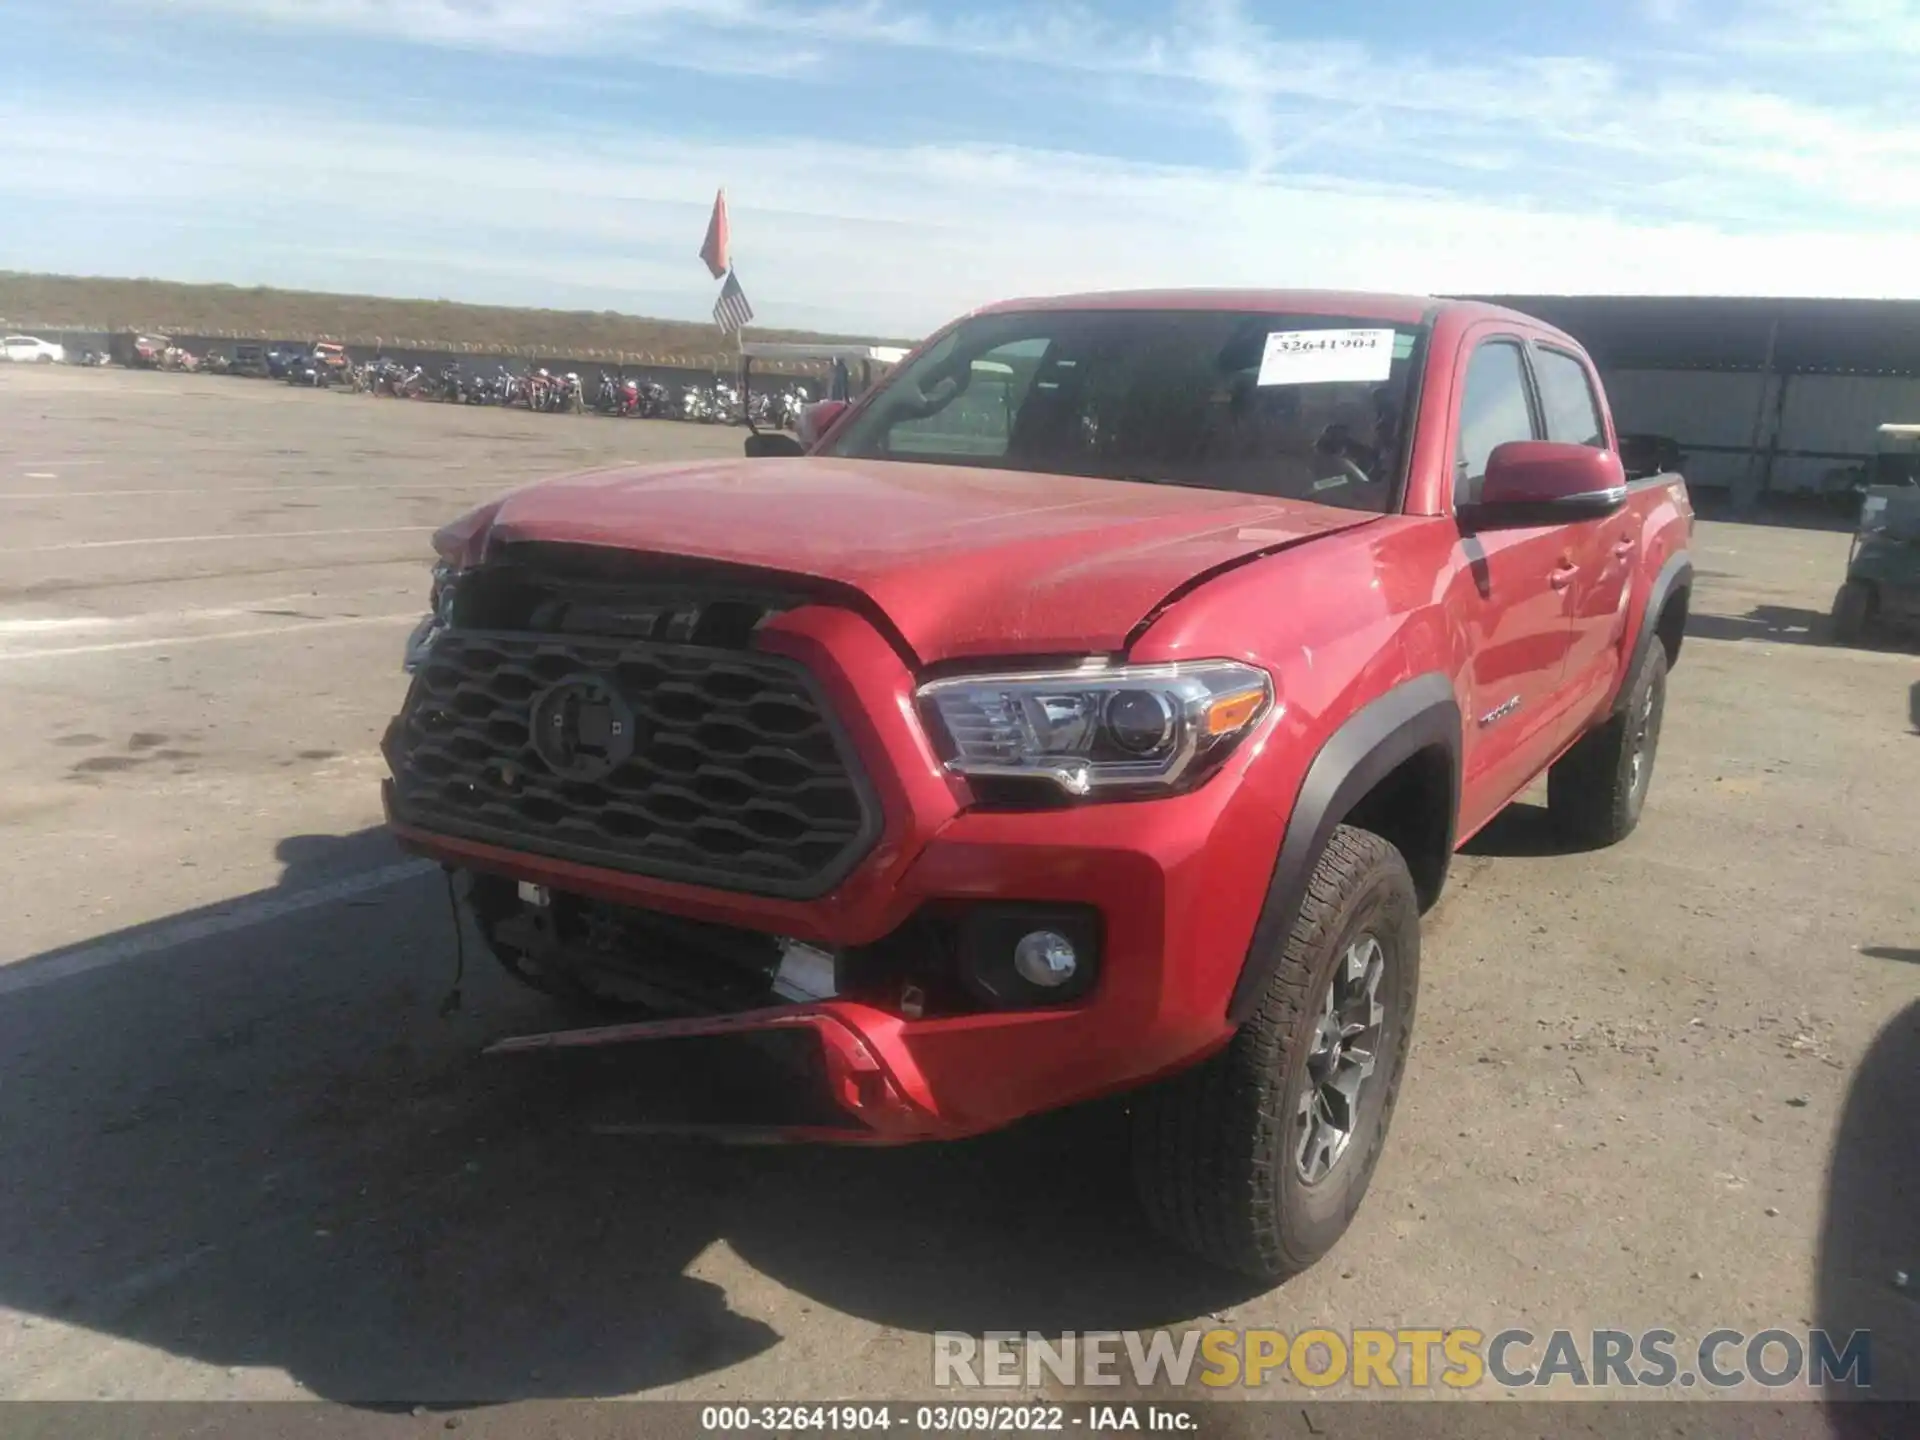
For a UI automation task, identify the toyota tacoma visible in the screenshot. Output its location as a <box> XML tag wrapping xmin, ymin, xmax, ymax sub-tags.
<box><xmin>382</xmin><ymin>290</ymin><xmax>1693</xmax><ymax>1278</ymax></box>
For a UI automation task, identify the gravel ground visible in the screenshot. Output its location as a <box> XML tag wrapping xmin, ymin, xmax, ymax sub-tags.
<box><xmin>0</xmin><ymin>365</ymin><xmax>1912</xmax><ymax>1416</ymax></box>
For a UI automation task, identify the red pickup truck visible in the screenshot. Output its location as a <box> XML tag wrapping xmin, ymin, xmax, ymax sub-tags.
<box><xmin>383</xmin><ymin>290</ymin><xmax>1693</xmax><ymax>1278</ymax></box>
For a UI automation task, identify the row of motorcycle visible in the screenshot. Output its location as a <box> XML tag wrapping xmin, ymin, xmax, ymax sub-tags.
<box><xmin>349</xmin><ymin>358</ymin><xmax>808</xmax><ymax>427</ymax></box>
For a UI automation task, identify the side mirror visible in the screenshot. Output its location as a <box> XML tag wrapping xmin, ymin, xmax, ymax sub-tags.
<box><xmin>795</xmin><ymin>398</ymin><xmax>851</xmax><ymax>448</ymax></box>
<box><xmin>743</xmin><ymin>432</ymin><xmax>804</xmax><ymax>458</ymax></box>
<box><xmin>1466</xmin><ymin>441</ymin><xmax>1628</xmax><ymax>527</ymax></box>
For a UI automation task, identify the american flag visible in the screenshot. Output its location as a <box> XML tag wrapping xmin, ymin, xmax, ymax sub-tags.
<box><xmin>712</xmin><ymin>269</ymin><xmax>754</xmax><ymax>334</ymax></box>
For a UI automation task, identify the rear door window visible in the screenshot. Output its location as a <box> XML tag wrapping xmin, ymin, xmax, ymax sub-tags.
<box><xmin>1532</xmin><ymin>346</ymin><xmax>1607</xmax><ymax>448</ymax></box>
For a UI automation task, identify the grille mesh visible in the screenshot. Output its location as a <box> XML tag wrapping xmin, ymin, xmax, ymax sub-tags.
<box><xmin>387</xmin><ymin>630</ymin><xmax>878</xmax><ymax>897</ymax></box>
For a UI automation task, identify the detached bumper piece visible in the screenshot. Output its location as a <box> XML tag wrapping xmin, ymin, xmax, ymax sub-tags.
<box><xmin>447</xmin><ymin>874</ymin><xmax>1110</xmax><ymax>1143</ymax></box>
<box><xmin>485</xmin><ymin>1004</ymin><xmax>953</xmax><ymax>1144</ymax></box>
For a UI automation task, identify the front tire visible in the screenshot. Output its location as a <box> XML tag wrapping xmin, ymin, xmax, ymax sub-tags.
<box><xmin>1131</xmin><ymin>826</ymin><xmax>1420</xmax><ymax>1279</ymax></box>
<box><xmin>1547</xmin><ymin>641</ymin><xmax>1668</xmax><ymax>848</ymax></box>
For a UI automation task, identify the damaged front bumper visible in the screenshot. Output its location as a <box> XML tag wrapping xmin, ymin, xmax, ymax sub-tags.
<box><xmin>484</xmin><ymin>1002</ymin><xmax>957</xmax><ymax>1144</ymax></box>
<box><xmin>391</xmin><ymin>756</ymin><xmax>1281</xmax><ymax>1144</ymax></box>
<box><xmin>384</xmin><ymin>595</ymin><xmax>1298</xmax><ymax>1146</ymax></box>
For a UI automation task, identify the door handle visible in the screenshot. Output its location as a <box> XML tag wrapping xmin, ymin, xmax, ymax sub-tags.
<box><xmin>1549</xmin><ymin>564</ymin><xmax>1579</xmax><ymax>590</ymax></box>
<box><xmin>1613</xmin><ymin>537</ymin><xmax>1637</xmax><ymax>558</ymax></box>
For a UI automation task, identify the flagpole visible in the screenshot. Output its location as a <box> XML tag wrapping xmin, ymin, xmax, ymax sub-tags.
<box><xmin>700</xmin><ymin>187</ymin><xmax>752</xmax><ymax>399</ymax></box>
<box><xmin>730</xmin><ymin>270</ymin><xmax>743</xmax><ymax>405</ymax></box>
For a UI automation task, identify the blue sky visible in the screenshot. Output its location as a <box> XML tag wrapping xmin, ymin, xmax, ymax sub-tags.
<box><xmin>3</xmin><ymin>0</ymin><xmax>1917</xmax><ymax>334</ymax></box>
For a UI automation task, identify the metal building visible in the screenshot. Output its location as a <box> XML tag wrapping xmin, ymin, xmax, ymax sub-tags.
<box><xmin>1472</xmin><ymin>296</ymin><xmax>1920</xmax><ymax>506</ymax></box>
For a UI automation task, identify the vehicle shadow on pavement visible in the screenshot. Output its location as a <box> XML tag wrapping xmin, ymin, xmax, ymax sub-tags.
<box><xmin>1688</xmin><ymin>605</ymin><xmax>1917</xmax><ymax>654</ymax></box>
<box><xmin>1458</xmin><ymin>801</ymin><xmax>1607</xmax><ymax>859</ymax></box>
<box><xmin>1815</xmin><ymin>1000</ymin><xmax>1919</xmax><ymax>1417</ymax></box>
<box><xmin>0</xmin><ymin>828</ymin><xmax>1254</xmax><ymax>1406</ymax></box>
<box><xmin>1858</xmin><ymin>946</ymin><xmax>1920</xmax><ymax>966</ymax></box>
<box><xmin>1686</xmin><ymin>605</ymin><xmax>1834</xmax><ymax>646</ymax></box>
<box><xmin>1687</xmin><ymin>495</ymin><xmax>1859</xmax><ymax>534</ymax></box>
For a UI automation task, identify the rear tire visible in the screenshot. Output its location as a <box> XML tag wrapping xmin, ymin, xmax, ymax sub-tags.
<box><xmin>1131</xmin><ymin>826</ymin><xmax>1420</xmax><ymax>1279</ymax></box>
<box><xmin>1830</xmin><ymin>580</ymin><xmax>1873</xmax><ymax>643</ymax></box>
<box><xmin>1548</xmin><ymin>642</ymin><xmax>1668</xmax><ymax>849</ymax></box>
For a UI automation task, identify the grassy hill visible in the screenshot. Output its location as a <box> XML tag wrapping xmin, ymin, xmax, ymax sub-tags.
<box><xmin>0</xmin><ymin>272</ymin><xmax>902</xmax><ymax>365</ymax></box>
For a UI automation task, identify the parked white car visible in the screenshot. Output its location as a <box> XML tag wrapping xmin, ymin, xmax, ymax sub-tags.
<box><xmin>2</xmin><ymin>335</ymin><xmax>66</xmax><ymax>363</ymax></box>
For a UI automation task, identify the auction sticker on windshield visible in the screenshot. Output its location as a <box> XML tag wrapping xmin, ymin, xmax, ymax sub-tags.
<box><xmin>1257</xmin><ymin>328</ymin><xmax>1395</xmax><ymax>386</ymax></box>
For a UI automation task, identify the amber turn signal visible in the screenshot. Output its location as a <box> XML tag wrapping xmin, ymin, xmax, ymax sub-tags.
<box><xmin>1204</xmin><ymin>687</ymin><xmax>1268</xmax><ymax>735</ymax></box>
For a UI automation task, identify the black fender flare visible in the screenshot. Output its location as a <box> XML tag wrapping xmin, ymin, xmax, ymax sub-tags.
<box><xmin>1227</xmin><ymin>673</ymin><xmax>1462</xmax><ymax>1025</ymax></box>
<box><xmin>1615</xmin><ymin>551</ymin><xmax>1692</xmax><ymax>714</ymax></box>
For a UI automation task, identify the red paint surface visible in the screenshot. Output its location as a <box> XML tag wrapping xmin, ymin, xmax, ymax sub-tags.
<box><xmin>395</xmin><ymin>290</ymin><xmax>1692</xmax><ymax>1142</ymax></box>
<box><xmin>438</xmin><ymin>458</ymin><xmax>1379</xmax><ymax>663</ymax></box>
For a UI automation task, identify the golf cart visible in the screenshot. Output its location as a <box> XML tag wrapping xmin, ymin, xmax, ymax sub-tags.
<box><xmin>1863</xmin><ymin>422</ymin><xmax>1920</xmax><ymax>490</ymax></box>
<box><xmin>1821</xmin><ymin>421</ymin><xmax>1920</xmax><ymax>513</ymax></box>
<box><xmin>1830</xmin><ymin>427</ymin><xmax>1920</xmax><ymax>642</ymax></box>
<box><xmin>738</xmin><ymin>342</ymin><xmax>908</xmax><ymax>457</ymax></box>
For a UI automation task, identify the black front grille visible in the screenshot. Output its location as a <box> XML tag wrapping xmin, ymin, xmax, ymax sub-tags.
<box><xmin>387</xmin><ymin>629</ymin><xmax>880</xmax><ymax>898</ymax></box>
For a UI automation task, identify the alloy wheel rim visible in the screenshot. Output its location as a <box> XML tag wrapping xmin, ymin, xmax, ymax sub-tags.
<box><xmin>1629</xmin><ymin>675</ymin><xmax>1660</xmax><ymax>791</ymax></box>
<box><xmin>1294</xmin><ymin>934</ymin><xmax>1387</xmax><ymax>1184</ymax></box>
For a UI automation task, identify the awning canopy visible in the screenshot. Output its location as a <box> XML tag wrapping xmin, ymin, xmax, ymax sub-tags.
<box><xmin>1460</xmin><ymin>295</ymin><xmax>1920</xmax><ymax>376</ymax></box>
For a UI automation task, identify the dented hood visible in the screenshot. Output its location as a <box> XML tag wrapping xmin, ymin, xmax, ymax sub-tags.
<box><xmin>453</xmin><ymin>457</ymin><xmax>1377</xmax><ymax>662</ymax></box>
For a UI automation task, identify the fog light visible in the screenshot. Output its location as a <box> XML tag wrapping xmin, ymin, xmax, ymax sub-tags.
<box><xmin>1013</xmin><ymin>930</ymin><xmax>1078</xmax><ymax>988</ymax></box>
<box><xmin>954</xmin><ymin>904</ymin><xmax>1100</xmax><ymax>1008</ymax></box>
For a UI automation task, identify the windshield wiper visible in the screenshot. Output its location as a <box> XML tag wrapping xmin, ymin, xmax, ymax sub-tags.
<box><xmin>1099</xmin><ymin>473</ymin><xmax>1223</xmax><ymax>491</ymax></box>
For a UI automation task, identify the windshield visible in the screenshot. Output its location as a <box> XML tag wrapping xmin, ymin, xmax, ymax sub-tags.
<box><xmin>1868</xmin><ymin>444</ymin><xmax>1920</xmax><ymax>488</ymax></box>
<box><xmin>823</xmin><ymin>309</ymin><xmax>1425</xmax><ymax>512</ymax></box>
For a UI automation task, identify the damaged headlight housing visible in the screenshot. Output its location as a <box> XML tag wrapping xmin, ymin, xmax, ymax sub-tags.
<box><xmin>916</xmin><ymin>660</ymin><xmax>1274</xmax><ymax>799</ymax></box>
<box><xmin>402</xmin><ymin>561</ymin><xmax>461</xmax><ymax>673</ymax></box>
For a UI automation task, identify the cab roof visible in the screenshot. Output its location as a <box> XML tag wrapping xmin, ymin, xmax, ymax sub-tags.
<box><xmin>970</xmin><ymin>288</ymin><xmax>1548</xmax><ymax>331</ymax></box>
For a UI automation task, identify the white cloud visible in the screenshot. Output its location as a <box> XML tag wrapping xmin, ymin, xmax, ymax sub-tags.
<box><xmin>1182</xmin><ymin>0</ymin><xmax>1283</xmax><ymax>178</ymax></box>
<box><xmin>8</xmin><ymin>0</ymin><xmax>1911</xmax><ymax>330</ymax></box>
<box><xmin>5</xmin><ymin>100</ymin><xmax>1919</xmax><ymax>338</ymax></box>
<box><xmin>140</xmin><ymin>0</ymin><xmax>1920</xmax><ymax>229</ymax></box>
<box><xmin>179</xmin><ymin>0</ymin><xmax>766</xmax><ymax>53</ymax></box>
<box><xmin>1727</xmin><ymin>0</ymin><xmax>1920</xmax><ymax>55</ymax></box>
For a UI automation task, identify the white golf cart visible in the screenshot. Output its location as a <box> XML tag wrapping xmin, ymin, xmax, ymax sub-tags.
<box><xmin>1867</xmin><ymin>423</ymin><xmax>1920</xmax><ymax>489</ymax></box>
<box><xmin>1820</xmin><ymin>422</ymin><xmax>1920</xmax><ymax>513</ymax></box>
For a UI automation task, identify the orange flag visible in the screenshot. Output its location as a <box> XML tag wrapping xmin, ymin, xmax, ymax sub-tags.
<box><xmin>699</xmin><ymin>189</ymin><xmax>731</xmax><ymax>279</ymax></box>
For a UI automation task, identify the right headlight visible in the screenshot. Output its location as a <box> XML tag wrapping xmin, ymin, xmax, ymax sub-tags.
<box><xmin>402</xmin><ymin>561</ymin><xmax>462</xmax><ymax>673</ymax></box>
<box><xmin>916</xmin><ymin>659</ymin><xmax>1274</xmax><ymax>799</ymax></box>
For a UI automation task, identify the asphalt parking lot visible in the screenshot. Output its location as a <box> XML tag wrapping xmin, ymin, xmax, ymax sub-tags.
<box><xmin>0</xmin><ymin>364</ymin><xmax>1914</xmax><ymax>1409</ymax></box>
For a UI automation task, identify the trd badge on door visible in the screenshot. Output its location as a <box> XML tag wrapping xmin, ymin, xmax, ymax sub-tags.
<box><xmin>1479</xmin><ymin>695</ymin><xmax>1522</xmax><ymax>728</ymax></box>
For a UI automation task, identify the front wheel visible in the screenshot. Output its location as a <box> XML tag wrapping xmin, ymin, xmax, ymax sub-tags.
<box><xmin>1131</xmin><ymin>826</ymin><xmax>1420</xmax><ymax>1279</ymax></box>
